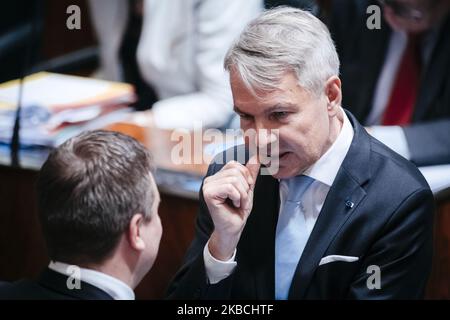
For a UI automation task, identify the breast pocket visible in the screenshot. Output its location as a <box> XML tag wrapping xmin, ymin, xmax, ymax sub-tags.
<box><xmin>309</xmin><ymin>255</ymin><xmax>362</xmax><ymax>299</ymax></box>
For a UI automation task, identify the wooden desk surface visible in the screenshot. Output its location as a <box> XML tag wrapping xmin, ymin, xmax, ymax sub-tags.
<box><xmin>105</xmin><ymin>122</ymin><xmax>211</xmax><ymax>176</ymax></box>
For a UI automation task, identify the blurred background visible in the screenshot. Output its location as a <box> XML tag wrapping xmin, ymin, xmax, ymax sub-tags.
<box><xmin>0</xmin><ymin>0</ymin><xmax>449</xmax><ymax>299</ymax></box>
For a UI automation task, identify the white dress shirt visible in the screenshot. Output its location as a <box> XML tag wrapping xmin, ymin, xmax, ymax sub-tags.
<box><xmin>367</xmin><ymin>30</ymin><xmax>410</xmax><ymax>159</ymax></box>
<box><xmin>89</xmin><ymin>0</ymin><xmax>263</xmax><ymax>129</ymax></box>
<box><xmin>204</xmin><ymin>109</ymin><xmax>354</xmax><ymax>284</ymax></box>
<box><xmin>48</xmin><ymin>261</ymin><xmax>135</xmax><ymax>300</ymax></box>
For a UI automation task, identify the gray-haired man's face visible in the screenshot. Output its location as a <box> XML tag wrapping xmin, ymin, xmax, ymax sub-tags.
<box><xmin>231</xmin><ymin>71</ymin><xmax>342</xmax><ymax>179</ymax></box>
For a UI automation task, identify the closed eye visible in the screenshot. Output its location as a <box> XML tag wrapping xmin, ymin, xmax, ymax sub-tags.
<box><xmin>237</xmin><ymin>112</ymin><xmax>253</xmax><ymax>120</ymax></box>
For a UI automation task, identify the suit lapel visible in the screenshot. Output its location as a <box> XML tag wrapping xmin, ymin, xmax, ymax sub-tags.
<box><xmin>288</xmin><ymin>170</ymin><xmax>367</xmax><ymax>299</ymax></box>
<box><xmin>249</xmin><ymin>173</ymin><xmax>279</xmax><ymax>299</ymax></box>
<box><xmin>289</xmin><ymin>112</ymin><xmax>371</xmax><ymax>299</ymax></box>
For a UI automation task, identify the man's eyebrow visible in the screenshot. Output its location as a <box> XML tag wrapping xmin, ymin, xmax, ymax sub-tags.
<box><xmin>234</xmin><ymin>103</ymin><xmax>297</xmax><ymax>116</ymax></box>
<box><xmin>233</xmin><ymin>106</ymin><xmax>250</xmax><ymax>115</ymax></box>
<box><xmin>264</xmin><ymin>103</ymin><xmax>297</xmax><ymax>114</ymax></box>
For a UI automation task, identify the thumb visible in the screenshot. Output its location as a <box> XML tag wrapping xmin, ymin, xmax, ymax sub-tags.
<box><xmin>246</xmin><ymin>154</ymin><xmax>261</xmax><ymax>188</ymax></box>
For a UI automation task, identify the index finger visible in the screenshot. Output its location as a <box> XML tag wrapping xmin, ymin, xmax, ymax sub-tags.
<box><xmin>245</xmin><ymin>154</ymin><xmax>260</xmax><ymax>186</ymax></box>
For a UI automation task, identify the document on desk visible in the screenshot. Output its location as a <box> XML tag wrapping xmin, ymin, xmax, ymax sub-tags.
<box><xmin>0</xmin><ymin>72</ymin><xmax>135</xmax><ymax>111</ymax></box>
<box><xmin>0</xmin><ymin>72</ymin><xmax>136</xmax><ymax>147</ymax></box>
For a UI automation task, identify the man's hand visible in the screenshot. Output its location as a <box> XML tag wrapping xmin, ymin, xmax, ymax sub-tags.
<box><xmin>203</xmin><ymin>155</ymin><xmax>260</xmax><ymax>261</ymax></box>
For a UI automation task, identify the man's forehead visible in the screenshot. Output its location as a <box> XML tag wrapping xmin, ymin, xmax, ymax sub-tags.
<box><xmin>232</xmin><ymin>84</ymin><xmax>308</xmax><ymax>113</ymax></box>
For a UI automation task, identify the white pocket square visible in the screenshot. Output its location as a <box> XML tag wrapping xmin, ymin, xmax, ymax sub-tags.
<box><xmin>319</xmin><ymin>255</ymin><xmax>359</xmax><ymax>266</ymax></box>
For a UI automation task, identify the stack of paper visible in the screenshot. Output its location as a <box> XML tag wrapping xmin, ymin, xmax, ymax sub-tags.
<box><xmin>0</xmin><ymin>72</ymin><xmax>136</xmax><ymax>147</ymax></box>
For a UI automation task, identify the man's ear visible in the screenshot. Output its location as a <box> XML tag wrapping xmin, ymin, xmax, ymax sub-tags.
<box><xmin>128</xmin><ymin>214</ymin><xmax>146</xmax><ymax>251</ymax></box>
<box><xmin>324</xmin><ymin>76</ymin><xmax>342</xmax><ymax>116</ymax></box>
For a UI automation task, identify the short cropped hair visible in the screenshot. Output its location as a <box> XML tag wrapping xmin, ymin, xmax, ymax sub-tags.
<box><xmin>36</xmin><ymin>130</ymin><xmax>155</xmax><ymax>265</ymax></box>
<box><xmin>224</xmin><ymin>6</ymin><xmax>340</xmax><ymax>97</ymax></box>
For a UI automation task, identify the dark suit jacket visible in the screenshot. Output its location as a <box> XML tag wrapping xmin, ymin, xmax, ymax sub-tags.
<box><xmin>167</xmin><ymin>111</ymin><xmax>434</xmax><ymax>299</ymax></box>
<box><xmin>0</xmin><ymin>268</ymin><xmax>113</xmax><ymax>300</ymax></box>
<box><xmin>327</xmin><ymin>0</ymin><xmax>450</xmax><ymax>166</ymax></box>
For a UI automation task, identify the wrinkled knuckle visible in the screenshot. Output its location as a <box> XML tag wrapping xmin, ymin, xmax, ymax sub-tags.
<box><xmin>225</xmin><ymin>183</ymin><xmax>233</xmax><ymax>192</ymax></box>
<box><xmin>235</xmin><ymin>168</ymin><xmax>244</xmax><ymax>177</ymax></box>
<box><xmin>225</xmin><ymin>160</ymin><xmax>237</xmax><ymax>169</ymax></box>
<box><xmin>229</xmin><ymin>176</ymin><xmax>238</xmax><ymax>184</ymax></box>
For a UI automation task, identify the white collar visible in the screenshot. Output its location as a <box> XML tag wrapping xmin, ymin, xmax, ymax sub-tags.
<box><xmin>302</xmin><ymin>109</ymin><xmax>354</xmax><ymax>187</ymax></box>
<box><xmin>48</xmin><ymin>261</ymin><xmax>135</xmax><ymax>300</ymax></box>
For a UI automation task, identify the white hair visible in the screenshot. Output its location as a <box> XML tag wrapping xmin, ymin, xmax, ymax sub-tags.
<box><xmin>224</xmin><ymin>6</ymin><xmax>340</xmax><ymax>97</ymax></box>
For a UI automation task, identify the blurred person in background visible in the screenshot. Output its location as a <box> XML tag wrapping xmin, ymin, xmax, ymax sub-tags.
<box><xmin>326</xmin><ymin>0</ymin><xmax>450</xmax><ymax>166</ymax></box>
<box><xmin>88</xmin><ymin>0</ymin><xmax>263</xmax><ymax>129</ymax></box>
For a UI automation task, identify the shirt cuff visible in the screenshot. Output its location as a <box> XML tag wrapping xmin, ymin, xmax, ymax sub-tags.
<box><xmin>203</xmin><ymin>240</ymin><xmax>237</xmax><ymax>285</ymax></box>
<box><xmin>369</xmin><ymin>125</ymin><xmax>411</xmax><ymax>160</ymax></box>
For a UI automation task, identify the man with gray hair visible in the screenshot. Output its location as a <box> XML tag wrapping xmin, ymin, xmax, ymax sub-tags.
<box><xmin>168</xmin><ymin>7</ymin><xmax>434</xmax><ymax>299</ymax></box>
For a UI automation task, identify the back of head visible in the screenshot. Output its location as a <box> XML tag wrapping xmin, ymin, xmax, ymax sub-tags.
<box><xmin>224</xmin><ymin>6</ymin><xmax>340</xmax><ymax>97</ymax></box>
<box><xmin>36</xmin><ymin>130</ymin><xmax>156</xmax><ymax>266</ymax></box>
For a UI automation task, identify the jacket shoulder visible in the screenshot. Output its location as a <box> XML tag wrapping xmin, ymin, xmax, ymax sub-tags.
<box><xmin>0</xmin><ymin>279</ymin><xmax>69</xmax><ymax>300</ymax></box>
<box><xmin>369</xmin><ymin>136</ymin><xmax>431</xmax><ymax>193</ymax></box>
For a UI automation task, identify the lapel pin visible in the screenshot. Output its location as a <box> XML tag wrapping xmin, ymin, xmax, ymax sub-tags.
<box><xmin>345</xmin><ymin>200</ymin><xmax>354</xmax><ymax>209</ymax></box>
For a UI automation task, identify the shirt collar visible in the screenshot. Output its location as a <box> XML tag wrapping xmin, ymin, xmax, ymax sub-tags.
<box><xmin>302</xmin><ymin>109</ymin><xmax>354</xmax><ymax>187</ymax></box>
<box><xmin>48</xmin><ymin>261</ymin><xmax>135</xmax><ymax>300</ymax></box>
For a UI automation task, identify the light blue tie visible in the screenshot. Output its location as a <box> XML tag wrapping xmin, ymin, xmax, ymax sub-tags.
<box><xmin>275</xmin><ymin>175</ymin><xmax>314</xmax><ymax>300</ymax></box>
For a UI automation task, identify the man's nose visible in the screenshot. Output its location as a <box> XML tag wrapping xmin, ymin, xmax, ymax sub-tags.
<box><xmin>255</xmin><ymin>128</ymin><xmax>278</xmax><ymax>149</ymax></box>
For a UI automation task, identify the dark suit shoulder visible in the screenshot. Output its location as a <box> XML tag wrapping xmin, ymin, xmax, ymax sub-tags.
<box><xmin>0</xmin><ymin>269</ymin><xmax>113</xmax><ymax>300</ymax></box>
<box><xmin>369</xmin><ymin>136</ymin><xmax>431</xmax><ymax>194</ymax></box>
<box><xmin>0</xmin><ymin>279</ymin><xmax>72</xmax><ymax>300</ymax></box>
